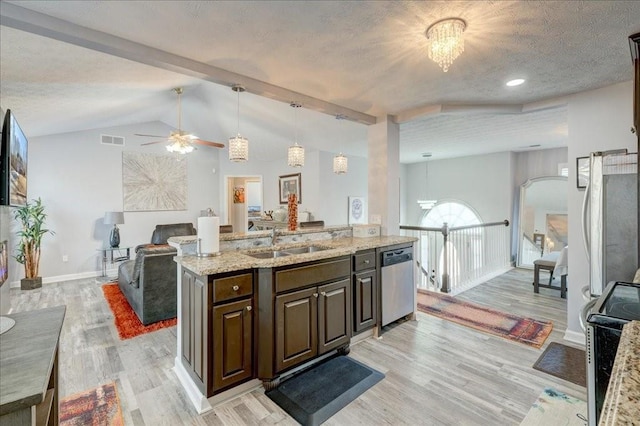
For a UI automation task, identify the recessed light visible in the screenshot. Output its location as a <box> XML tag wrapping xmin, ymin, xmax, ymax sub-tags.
<box><xmin>506</xmin><ymin>78</ymin><xmax>525</xmax><ymax>87</ymax></box>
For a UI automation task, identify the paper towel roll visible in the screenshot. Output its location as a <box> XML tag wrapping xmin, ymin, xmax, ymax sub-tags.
<box><xmin>197</xmin><ymin>216</ymin><xmax>220</xmax><ymax>255</ymax></box>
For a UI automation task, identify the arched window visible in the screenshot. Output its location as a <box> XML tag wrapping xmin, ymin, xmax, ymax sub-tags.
<box><xmin>419</xmin><ymin>201</ymin><xmax>482</xmax><ymax>289</ymax></box>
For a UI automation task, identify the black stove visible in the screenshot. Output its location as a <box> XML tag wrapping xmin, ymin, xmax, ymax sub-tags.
<box><xmin>586</xmin><ymin>281</ymin><xmax>640</xmax><ymax>426</ymax></box>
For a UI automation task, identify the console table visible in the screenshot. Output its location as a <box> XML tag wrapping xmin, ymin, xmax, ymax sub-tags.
<box><xmin>0</xmin><ymin>305</ymin><xmax>66</xmax><ymax>425</ymax></box>
<box><xmin>97</xmin><ymin>246</ymin><xmax>131</xmax><ymax>278</ymax></box>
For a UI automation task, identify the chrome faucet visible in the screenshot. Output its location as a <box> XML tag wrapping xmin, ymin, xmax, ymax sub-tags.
<box><xmin>271</xmin><ymin>227</ymin><xmax>278</xmax><ymax>246</ymax></box>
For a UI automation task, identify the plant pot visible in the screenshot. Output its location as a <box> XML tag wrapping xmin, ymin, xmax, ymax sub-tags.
<box><xmin>21</xmin><ymin>277</ymin><xmax>42</xmax><ymax>290</ymax></box>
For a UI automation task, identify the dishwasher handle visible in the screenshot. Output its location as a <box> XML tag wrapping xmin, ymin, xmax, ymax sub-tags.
<box><xmin>381</xmin><ymin>247</ymin><xmax>413</xmax><ymax>267</ymax></box>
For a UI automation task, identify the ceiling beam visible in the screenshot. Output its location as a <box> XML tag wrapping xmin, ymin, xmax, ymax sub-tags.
<box><xmin>0</xmin><ymin>2</ymin><xmax>377</xmax><ymax>125</ymax></box>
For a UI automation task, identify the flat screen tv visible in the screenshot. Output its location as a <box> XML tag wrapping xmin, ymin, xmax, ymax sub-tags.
<box><xmin>0</xmin><ymin>109</ymin><xmax>28</xmax><ymax>206</ymax></box>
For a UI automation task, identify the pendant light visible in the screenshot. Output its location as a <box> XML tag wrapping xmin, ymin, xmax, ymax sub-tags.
<box><xmin>333</xmin><ymin>114</ymin><xmax>348</xmax><ymax>174</ymax></box>
<box><xmin>229</xmin><ymin>84</ymin><xmax>248</xmax><ymax>162</ymax></box>
<box><xmin>288</xmin><ymin>102</ymin><xmax>304</xmax><ymax>167</ymax></box>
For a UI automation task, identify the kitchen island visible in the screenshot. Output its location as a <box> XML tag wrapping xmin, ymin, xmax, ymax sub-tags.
<box><xmin>170</xmin><ymin>227</ymin><xmax>416</xmax><ymax>413</ymax></box>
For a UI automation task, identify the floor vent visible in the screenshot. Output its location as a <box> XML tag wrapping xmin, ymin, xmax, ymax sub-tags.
<box><xmin>101</xmin><ymin>134</ymin><xmax>125</xmax><ymax>146</ymax></box>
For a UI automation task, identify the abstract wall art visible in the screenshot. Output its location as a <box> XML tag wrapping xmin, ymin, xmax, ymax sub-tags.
<box><xmin>122</xmin><ymin>152</ymin><xmax>187</xmax><ymax>211</ymax></box>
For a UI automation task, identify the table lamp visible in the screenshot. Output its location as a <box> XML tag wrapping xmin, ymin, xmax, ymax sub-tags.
<box><xmin>104</xmin><ymin>211</ymin><xmax>124</xmax><ymax>248</ymax></box>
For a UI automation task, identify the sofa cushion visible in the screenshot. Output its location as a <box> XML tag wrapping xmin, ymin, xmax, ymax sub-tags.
<box><xmin>151</xmin><ymin>223</ymin><xmax>196</xmax><ymax>245</ymax></box>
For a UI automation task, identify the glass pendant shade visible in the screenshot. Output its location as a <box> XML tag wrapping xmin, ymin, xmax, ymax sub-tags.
<box><xmin>333</xmin><ymin>153</ymin><xmax>348</xmax><ymax>174</ymax></box>
<box><xmin>288</xmin><ymin>102</ymin><xmax>304</xmax><ymax>167</ymax></box>
<box><xmin>229</xmin><ymin>84</ymin><xmax>249</xmax><ymax>162</ymax></box>
<box><xmin>425</xmin><ymin>18</ymin><xmax>466</xmax><ymax>72</ymax></box>
<box><xmin>288</xmin><ymin>143</ymin><xmax>305</xmax><ymax>167</ymax></box>
<box><xmin>229</xmin><ymin>134</ymin><xmax>248</xmax><ymax>162</ymax></box>
<box><xmin>166</xmin><ymin>136</ymin><xmax>195</xmax><ymax>154</ymax></box>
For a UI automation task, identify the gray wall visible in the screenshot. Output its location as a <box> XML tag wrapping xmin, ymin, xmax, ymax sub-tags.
<box><xmin>21</xmin><ymin>121</ymin><xmax>220</xmax><ymax>282</ymax></box>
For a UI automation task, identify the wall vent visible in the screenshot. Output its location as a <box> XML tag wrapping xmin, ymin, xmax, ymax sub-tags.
<box><xmin>101</xmin><ymin>134</ymin><xmax>125</xmax><ymax>146</ymax></box>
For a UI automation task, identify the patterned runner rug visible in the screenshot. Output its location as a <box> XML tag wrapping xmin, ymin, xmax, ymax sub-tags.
<box><xmin>417</xmin><ymin>289</ymin><xmax>553</xmax><ymax>348</ymax></box>
<box><xmin>60</xmin><ymin>382</ymin><xmax>124</xmax><ymax>426</ymax></box>
<box><xmin>102</xmin><ymin>283</ymin><xmax>176</xmax><ymax>340</ymax></box>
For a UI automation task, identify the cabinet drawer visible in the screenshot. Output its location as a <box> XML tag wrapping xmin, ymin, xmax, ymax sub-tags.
<box><xmin>212</xmin><ymin>273</ymin><xmax>253</xmax><ymax>303</ymax></box>
<box><xmin>353</xmin><ymin>251</ymin><xmax>375</xmax><ymax>272</ymax></box>
<box><xmin>275</xmin><ymin>257</ymin><xmax>350</xmax><ymax>293</ymax></box>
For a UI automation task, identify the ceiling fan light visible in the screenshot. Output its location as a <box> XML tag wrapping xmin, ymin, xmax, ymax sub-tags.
<box><xmin>166</xmin><ymin>140</ymin><xmax>194</xmax><ymax>154</ymax></box>
<box><xmin>333</xmin><ymin>153</ymin><xmax>348</xmax><ymax>174</ymax></box>
<box><xmin>288</xmin><ymin>143</ymin><xmax>305</xmax><ymax>167</ymax></box>
<box><xmin>229</xmin><ymin>134</ymin><xmax>249</xmax><ymax>162</ymax></box>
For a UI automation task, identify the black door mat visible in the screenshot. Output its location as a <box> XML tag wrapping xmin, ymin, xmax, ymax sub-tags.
<box><xmin>533</xmin><ymin>342</ymin><xmax>586</xmax><ymax>387</ymax></box>
<box><xmin>266</xmin><ymin>355</ymin><xmax>384</xmax><ymax>426</ymax></box>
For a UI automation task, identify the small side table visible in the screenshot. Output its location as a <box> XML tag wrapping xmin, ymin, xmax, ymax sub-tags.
<box><xmin>97</xmin><ymin>246</ymin><xmax>131</xmax><ymax>278</ymax></box>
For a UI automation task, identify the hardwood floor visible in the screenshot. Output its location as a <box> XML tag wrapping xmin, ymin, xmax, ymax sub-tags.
<box><xmin>8</xmin><ymin>268</ymin><xmax>586</xmax><ymax>425</ymax></box>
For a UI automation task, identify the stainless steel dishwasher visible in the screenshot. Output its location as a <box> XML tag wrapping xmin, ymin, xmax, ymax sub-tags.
<box><xmin>381</xmin><ymin>246</ymin><xmax>414</xmax><ymax>326</ymax></box>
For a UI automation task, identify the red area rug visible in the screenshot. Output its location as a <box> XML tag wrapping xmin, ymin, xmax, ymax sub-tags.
<box><xmin>417</xmin><ymin>289</ymin><xmax>552</xmax><ymax>348</ymax></box>
<box><xmin>102</xmin><ymin>283</ymin><xmax>176</xmax><ymax>340</ymax></box>
<box><xmin>60</xmin><ymin>382</ymin><xmax>124</xmax><ymax>426</ymax></box>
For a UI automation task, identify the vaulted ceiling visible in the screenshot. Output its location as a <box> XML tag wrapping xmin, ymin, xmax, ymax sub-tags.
<box><xmin>1</xmin><ymin>1</ymin><xmax>638</xmax><ymax>163</ymax></box>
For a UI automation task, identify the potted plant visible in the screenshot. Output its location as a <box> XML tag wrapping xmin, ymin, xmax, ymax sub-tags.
<box><xmin>14</xmin><ymin>198</ymin><xmax>53</xmax><ymax>290</ymax></box>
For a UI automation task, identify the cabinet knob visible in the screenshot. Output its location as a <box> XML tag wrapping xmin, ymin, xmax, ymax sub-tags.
<box><xmin>232</xmin><ymin>285</ymin><xmax>240</xmax><ymax>291</ymax></box>
<box><xmin>320</xmin><ymin>291</ymin><xmax>326</xmax><ymax>297</ymax></box>
<box><xmin>246</xmin><ymin>305</ymin><xmax>252</xmax><ymax>311</ymax></box>
<box><xmin>313</xmin><ymin>293</ymin><xmax>318</xmax><ymax>298</ymax></box>
<box><xmin>364</xmin><ymin>259</ymin><xmax>370</xmax><ymax>264</ymax></box>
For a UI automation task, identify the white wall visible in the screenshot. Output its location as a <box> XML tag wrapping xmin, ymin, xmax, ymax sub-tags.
<box><xmin>404</xmin><ymin>152</ymin><xmax>514</xmax><ymax>226</ymax></box>
<box><xmin>218</xmin><ymin>149</ymin><xmax>368</xmax><ymax>226</ymax></box>
<box><xmin>566</xmin><ymin>80</ymin><xmax>636</xmax><ymax>335</ymax></box>
<box><xmin>22</xmin><ymin>121</ymin><xmax>220</xmax><ymax>281</ymax></box>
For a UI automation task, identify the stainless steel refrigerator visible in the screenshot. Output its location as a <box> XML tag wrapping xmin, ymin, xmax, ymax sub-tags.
<box><xmin>583</xmin><ymin>150</ymin><xmax>638</xmax><ymax>297</ymax></box>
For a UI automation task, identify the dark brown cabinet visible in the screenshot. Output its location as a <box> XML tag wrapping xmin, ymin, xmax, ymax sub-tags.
<box><xmin>181</xmin><ymin>269</ymin><xmax>254</xmax><ymax>397</ymax></box>
<box><xmin>275</xmin><ymin>278</ymin><xmax>351</xmax><ymax>373</ymax></box>
<box><xmin>258</xmin><ymin>256</ymin><xmax>352</xmax><ymax>387</ymax></box>
<box><xmin>352</xmin><ymin>249</ymin><xmax>378</xmax><ymax>334</ymax></box>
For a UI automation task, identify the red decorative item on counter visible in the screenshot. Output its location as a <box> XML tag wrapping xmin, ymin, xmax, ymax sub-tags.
<box><xmin>288</xmin><ymin>193</ymin><xmax>298</xmax><ymax>231</ymax></box>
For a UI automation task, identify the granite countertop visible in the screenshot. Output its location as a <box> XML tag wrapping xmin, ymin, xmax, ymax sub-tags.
<box><xmin>176</xmin><ymin>235</ymin><xmax>417</xmax><ymax>275</ymax></box>
<box><xmin>598</xmin><ymin>320</ymin><xmax>640</xmax><ymax>426</ymax></box>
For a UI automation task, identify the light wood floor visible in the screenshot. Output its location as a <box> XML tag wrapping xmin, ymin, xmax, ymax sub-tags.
<box><xmin>8</xmin><ymin>268</ymin><xmax>586</xmax><ymax>425</ymax></box>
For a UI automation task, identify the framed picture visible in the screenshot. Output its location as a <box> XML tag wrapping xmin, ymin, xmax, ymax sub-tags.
<box><xmin>577</xmin><ymin>156</ymin><xmax>589</xmax><ymax>189</ymax></box>
<box><xmin>0</xmin><ymin>110</ymin><xmax>28</xmax><ymax>206</ymax></box>
<box><xmin>233</xmin><ymin>186</ymin><xmax>245</xmax><ymax>204</ymax></box>
<box><xmin>348</xmin><ymin>196</ymin><xmax>367</xmax><ymax>224</ymax></box>
<box><xmin>279</xmin><ymin>173</ymin><xmax>301</xmax><ymax>204</ymax></box>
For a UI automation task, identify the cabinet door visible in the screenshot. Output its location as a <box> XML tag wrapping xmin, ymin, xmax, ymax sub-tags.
<box><xmin>211</xmin><ymin>298</ymin><xmax>253</xmax><ymax>394</ymax></box>
<box><xmin>275</xmin><ymin>287</ymin><xmax>318</xmax><ymax>372</ymax></box>
<box><xmin>318</xmin><ymin>278</ymin><xmax>351</xmax><ymax>354</ymax></box>
<box><xmin>180</xmin><ymin>270</ymin><xmax>207</xmax><ymax>394</ymax></box>
<box><xmin>353</xmin><ymin>269</ymin><xmax>377</xmax><ymax>333</ymax></box>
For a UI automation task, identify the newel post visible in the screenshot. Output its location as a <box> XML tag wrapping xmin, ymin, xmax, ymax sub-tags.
<box><xmin>440</xmin><ymin>222</ymin><xmax>451</xmax><ymax>293</ymax></box>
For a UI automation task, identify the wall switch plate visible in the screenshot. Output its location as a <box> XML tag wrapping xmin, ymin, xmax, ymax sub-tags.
<box><xmin>370</xmin><ymin>214</ymin><xmax>382</xmax><ymax>225</ymax></box>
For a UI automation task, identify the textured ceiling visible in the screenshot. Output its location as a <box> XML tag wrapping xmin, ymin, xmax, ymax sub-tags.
<box><xmin>1</xmin><ymin>1</ymin><xmax>639</xmax><ymax>163</ymax></box>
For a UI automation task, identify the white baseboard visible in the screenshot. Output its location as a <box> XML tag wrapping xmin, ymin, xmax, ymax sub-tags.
<box><xmin>563</xmin><ymin>328</ymin><xmax>585</xmax><ymax>346</ymax></box>
<box><xmin>9</xmin><ymin>269</ymin><xmax>115</xmax><ymax>288</ymax></box>
<box><xmin>174</xmin><ymin>357</ymin><xmax>212</xmax><ymax>414</ymax></box>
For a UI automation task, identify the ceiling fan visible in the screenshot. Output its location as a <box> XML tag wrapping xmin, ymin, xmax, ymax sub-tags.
<box><xmin>135</xmin><ymin>87</ymin><xmax>225</xmax><ymax>154</ymax></box>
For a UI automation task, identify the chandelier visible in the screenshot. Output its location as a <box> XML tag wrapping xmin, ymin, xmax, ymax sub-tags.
<box><xmin>288</xmin><ymin>102</ymin><xmax>304</xmax><ymax>167</ymax></box>
<box><xmin>166</xmin><ymin>132</ymin><xmax>195</xmax><ymax>154</ymax></box>
<box><xmin>425</xmin><ymin>18</ymin><xmax>466</xmax><ymax>72</ymax></box>
<box><xmin>333</xmin><ymin>115</ymin><xmax>348</xmax><ymax>174</ymax></box>
<box><xmin>229</xmin><ymin>84</ymin><xmax>249</xmax><ymax>162</ymax></box>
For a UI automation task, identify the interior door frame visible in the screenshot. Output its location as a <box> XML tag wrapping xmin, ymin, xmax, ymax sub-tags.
<box><xmin>223</xmin><ymin>174</ymin><xmax>263</xmax><ymax>232</ymax></box>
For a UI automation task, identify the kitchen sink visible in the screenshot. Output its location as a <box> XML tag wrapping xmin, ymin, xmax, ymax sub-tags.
<box><xmin>245</xmin><ymin>245</ymin><xmax>329</xmax><ymax>259</ymax></box>
<box><xmin>281</xmin><ymin>245</ymin><xmax>329</xmax><ymax>254</ymax></box>
<box><xmin>246</xmin><ymin>250</ymin><xmax>291</xmax><ymax>259</ymax></box>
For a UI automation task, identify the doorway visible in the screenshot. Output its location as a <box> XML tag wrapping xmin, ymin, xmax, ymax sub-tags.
<box><xmin>225</xmin><ymin>175</ymin><xmax>263</xmax><ymax>233</ymax></box>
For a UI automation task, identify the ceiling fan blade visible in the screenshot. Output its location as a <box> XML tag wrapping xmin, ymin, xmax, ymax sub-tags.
<box><xmin>140</xmin><ymin>141</ymin><xmax>166</xmax><ymax>146</ymax></box>
<box><xmin>135</xmin><ymin>133</ymin><xmax>168</xmax><ymax>138</ymax></box>
<box><xmin>193</xmin><ymin>139</ymin><xmax>225</xmax><ymax>148</ymax></box>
